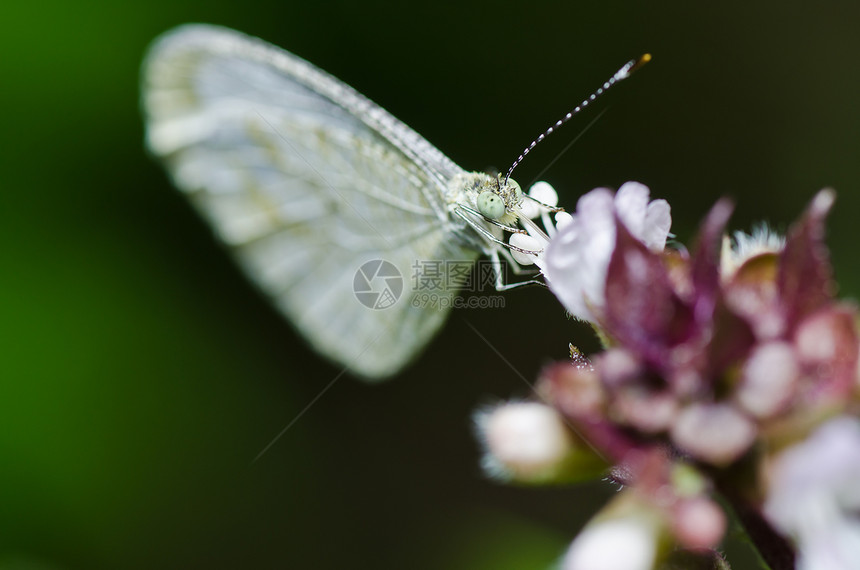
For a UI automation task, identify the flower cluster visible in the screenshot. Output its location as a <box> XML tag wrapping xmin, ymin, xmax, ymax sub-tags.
<box><xmin>476</xmin><ymin>183</ymin><xmax>860</xmax><ymax>570</ymax></box>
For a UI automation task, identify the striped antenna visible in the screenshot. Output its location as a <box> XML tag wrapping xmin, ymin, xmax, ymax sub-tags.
<box><xmin>503</xmin><ymin>54</ymin><xmax>651</xmax><ymax>185</ymax></box>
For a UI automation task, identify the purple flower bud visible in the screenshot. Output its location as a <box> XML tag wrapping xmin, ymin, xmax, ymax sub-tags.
<box><xmin>672</xmin><ymin>496</ymin><xmax>727</xmax><ymax>551</ymax></box>
<box><xmin>793</xmin><ymin>305</ymin><xmax>860</xmax><ymax>402</ymax></box>
<box><xmin>670</xmin><ymin>403</ymin><xmax>757</xmax><ymax>465</ymax></box>
<box><xmin>736</xmin><ymin>341</ymin><xmax>799</xmax><ymax>418</ymax></box>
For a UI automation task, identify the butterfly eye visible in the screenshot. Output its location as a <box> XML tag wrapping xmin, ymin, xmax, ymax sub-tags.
<box><xmin>477</xmin><ymin>191</ymin><xmax>506</xmax><ymax>220</ymax></box>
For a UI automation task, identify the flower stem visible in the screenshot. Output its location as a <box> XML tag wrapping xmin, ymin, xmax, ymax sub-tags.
<box><xmin>715</xmin><ymin>483</ymin><xmax>795</xmax><ymax>570</ymax></box>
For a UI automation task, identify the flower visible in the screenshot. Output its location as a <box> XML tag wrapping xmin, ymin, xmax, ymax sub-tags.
<box><xmin>562</xmin><ymin>515</ymin><xmax>661</xmax><ymax>570</ymax></box>
<box><xmin>475</xmin><ymin>402</ymin><xmax>574</xmax><ymax>482</ymax></box>
<box><xmin>478</xmin><ymin>186</ymin><xmax>860</xmax><ymax>569</ymax></box>
<box><xmin>763</xmin><ymin>417</ymin><xmax>860</xmax><ymax>570</ymax></box>
<box><xmin>721</xmin><ymin>225</ymin><xmax>785</xmax><ymax>279</ymax></box>
<box><xmin>542</xmin><ymin>182</ymin><xmax>671</xmax><ymax>322</ymax></box>
<box><xmin>561</xmin><ymin>450</ymin><xmax>727</xmax><ymax>570</ymax></box>
<box><xmin>474</xmin><ymin>401</ymin><xmax>605</xmax><ymax>483</ymax></box>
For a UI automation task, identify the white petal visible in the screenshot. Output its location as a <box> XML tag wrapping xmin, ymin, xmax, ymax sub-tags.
<box><xmin>529</xmin><ymin>181</ymin><xmax>559</xmax><ymax>206</ymax></box>
<box><xmin>555</xmin><ymin>211</ymin><xmax>574</xmax><ymax>230</ymax></box>
<box><xmin>563</xmin><ymin>517</ymin><xmax>658</xmax><ymax>570</ymax></box>
<box><xmin>642</xmin><ymin>199</ymin><xmax>672</xmax><ymax>251</ymax></box>
<box><xmin>615</xmin><ymin>182</ymin><xmax>652</xmax><ymax>238</ymax></box>
<box><xmin>764</xmin><ymin>417</ymin><xmax>860</xmax><ymax>570</ymax></box>
<box><xmin>509</xmin><ymin>233</ymin><xmax>543</xmax><ymax>266</ymax></box>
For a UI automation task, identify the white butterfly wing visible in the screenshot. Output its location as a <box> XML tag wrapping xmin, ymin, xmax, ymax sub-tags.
<box><xmin>142</xmin><ymin>24</ymin><xmax>480</xmax><ymax>379</ymax></box>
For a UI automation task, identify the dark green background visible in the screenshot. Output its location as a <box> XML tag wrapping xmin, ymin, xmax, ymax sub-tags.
<box><xmin>2</xmin><ymin>0</ymin><xmax>859</xmax><ymax>568</ymax></box>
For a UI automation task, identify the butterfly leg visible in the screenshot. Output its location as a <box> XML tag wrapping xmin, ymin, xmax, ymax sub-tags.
<box><xmin>453</xmin><ymin>206</ymin><xmax>541</xmax><ymax>256</ymax></box>
<box><xmin>523</xmin><ymin>193</ymin><xmax>565</xmax><ymax>213</ymax></box>
<box><xmin>488</xmin><ymin>249</ymin><xmax>545</xmax><ymax>292</ymax></box>
<box><xmin>498</xmin><ymin>247</ymin><xmax>540</xmax><ymax>276</ymax></box>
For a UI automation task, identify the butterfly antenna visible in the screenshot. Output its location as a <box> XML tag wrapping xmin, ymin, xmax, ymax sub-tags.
<box><xmin>503</xmin><ymin>54</ymin><xmax>651</xmax><ymax>186</ymax></box>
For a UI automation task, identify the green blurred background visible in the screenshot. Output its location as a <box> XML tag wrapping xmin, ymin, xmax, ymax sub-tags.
<box><xmin>2</xmin><ymin>0</ymin><xmax>859</xmax><ymax>568</ymax></box>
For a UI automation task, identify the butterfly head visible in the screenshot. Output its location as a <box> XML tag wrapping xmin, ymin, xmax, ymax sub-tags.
<box><xmin>476</xmin><ymin>177</ymin><xmax>523</xmax><ymax>226</ymax></box>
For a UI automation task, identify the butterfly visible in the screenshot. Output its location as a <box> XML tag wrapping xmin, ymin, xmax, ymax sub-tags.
<box><xmin>141</xmin><ymin>24</ymin><xmax>645</xmax><ymax>379</ymax></box>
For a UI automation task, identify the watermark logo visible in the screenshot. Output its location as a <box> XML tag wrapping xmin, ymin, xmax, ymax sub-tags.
<box><xmin>353</xmin><ymin>260</ymin><xmax>403</xmax><ymax>309</ymax></box>
<box><xmin>353</xmin><ymin>259</ymin><xmax>507</xmax><ymax>310</ymax></box>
